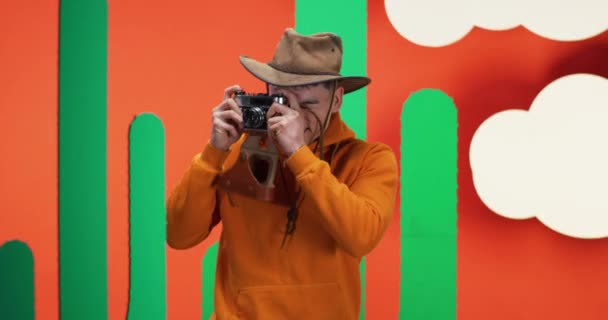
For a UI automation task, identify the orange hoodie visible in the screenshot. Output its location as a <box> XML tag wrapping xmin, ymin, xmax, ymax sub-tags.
<box><xmin>166</xmin><ymin>113</ymin><xmax>399</xmax><ymax>320</ymax></box>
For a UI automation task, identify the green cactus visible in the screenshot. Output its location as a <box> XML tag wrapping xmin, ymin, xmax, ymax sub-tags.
<box><xmin>295</xmin><ymin>1</ymin><xmax>369</xmax><ymax>318</ymax></box>
<box><xmin>127</xmin><ymin>113</ymin><xmax>167</xmax><ymax>319</ymax></box>
<box><xmin>58</xmin><ymin>0</ymin><xmax>108</xmax><ymax>319</ymax></box>
<box><xmin>359</xmin><ymin>254</ymin><xmax>367</xmax><ymax>320</ymax></box>
<box><xmin>399</xmin><ymin>89</ymin><xmax>458</xmax><ymax>319</ymax></box>
<box><xmin>0</xmin><ymin>240</ymin><xmax>34</xmax><ymax>320</ymax></box>
<box><xmin>295</xmin><ymin>0</ymin><xmax>368</xmax><ymax>140</ymax></box>
<box><xmin>202</xmin><ymin>242</ymin><xmax>219</xmax><ymax>320</ymax></box>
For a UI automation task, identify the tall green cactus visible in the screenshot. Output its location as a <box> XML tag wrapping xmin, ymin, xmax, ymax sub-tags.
<box><xmin>0</xmin><ymin>240</ymin><xmax>34</xmax><ymax>320</ymax></box>
<box><xmin>202</xmin><ymin>242</ymin><xmax>219</xmax><ymax>320</ymax></box>
<box><xmin>58</xmin><ymin>0</ymin><xmax>108</xmax><ymax>319</ymax></box>
<box><xmin>128</xmin><ymin>113</ymin><xmax>168</xmax><ymax>319</ymax></box>
<box><xmin>295</xmin><ymin>1</ymin><xmax>369</xmax><ymax>319</ymax></box>
<box><xmin>399</xmin><ymin>89</ymin><xmax>458</xmax><ymax>320</ymax></box>
<box><xmin>295</xmin><ymin>0</ymin><xmax>368</xmax><ymax>140</ymax></box>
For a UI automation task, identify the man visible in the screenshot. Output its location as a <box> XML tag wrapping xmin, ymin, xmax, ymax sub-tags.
<box><xmin>166</xmin><ymin>28</ymin><xmax>398</xmax><ymax>319</ymax></box>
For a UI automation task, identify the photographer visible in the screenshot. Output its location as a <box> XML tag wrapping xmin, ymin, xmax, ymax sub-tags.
<box><xmin>166</xmin><ymin>28</ymin><xmax>398</xmax><ymax>320</ymax></box>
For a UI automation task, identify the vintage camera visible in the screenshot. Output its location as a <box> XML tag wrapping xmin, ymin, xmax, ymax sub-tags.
<box><xmin>234</xmin><ymin>90</ymin><xmax>288</xmax><ymax>131</ymax></box>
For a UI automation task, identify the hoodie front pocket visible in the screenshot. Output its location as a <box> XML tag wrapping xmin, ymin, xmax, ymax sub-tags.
<box><xmin>236</xmin><ymin>282</ymin><xmax>353</xmax><ymax>320</ymax></box>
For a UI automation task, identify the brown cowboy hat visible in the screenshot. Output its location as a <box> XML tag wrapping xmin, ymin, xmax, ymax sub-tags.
<box><xmin>239</xmin><ymin>28</ymin><xmax>371</xmax><ymax>94</ymax></box>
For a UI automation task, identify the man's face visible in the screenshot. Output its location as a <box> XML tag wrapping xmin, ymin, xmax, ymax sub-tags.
<box><xmin>268</xmin><ymin>82</ymin><xmax>344</xmax><ymax>144</ymax></box>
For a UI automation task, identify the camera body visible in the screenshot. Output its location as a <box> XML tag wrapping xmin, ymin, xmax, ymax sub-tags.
<box><xmin>234</xmin><ymin>91</ymin><xmax>288</xmax><ymax>132</ymax></box>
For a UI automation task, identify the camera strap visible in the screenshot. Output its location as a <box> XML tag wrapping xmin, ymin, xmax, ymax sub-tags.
<box><xmin>280</xmin><ymin>82</ymin><xmax>339</xmax><ymax>248</ymax></box>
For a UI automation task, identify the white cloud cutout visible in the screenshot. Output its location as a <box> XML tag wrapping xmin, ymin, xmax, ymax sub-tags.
<box><xmin>385</xmin><ymin>0</ymin><xmax>608</xmax><ymax>47</ymax></box>
<box><xmin>469</xmin><ymin>73</ymin><xmax>608</xmax><ymax>239</ymax></box>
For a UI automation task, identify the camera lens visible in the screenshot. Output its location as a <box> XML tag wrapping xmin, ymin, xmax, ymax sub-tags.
<box><xmin>243</xmin><ymin>107</ymin><xmax>266</xmax><ymax>129</ymax></box>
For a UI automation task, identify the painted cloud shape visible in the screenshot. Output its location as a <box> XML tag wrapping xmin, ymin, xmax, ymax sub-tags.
<box><xmin>469</xmin><ymin>73</ymin><xmax>608</xmax><ymax>239</ymax></box>
<box><xmin>385</xmin><ymin>0</ymin><xmax>608</xmax><ymax>47</ymax></box>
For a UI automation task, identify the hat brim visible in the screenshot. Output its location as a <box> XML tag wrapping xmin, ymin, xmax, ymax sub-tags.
<box><xmin>240</xmin><ymin>56</ymin><xmax>370</xmax><ymax>94</ymax></box>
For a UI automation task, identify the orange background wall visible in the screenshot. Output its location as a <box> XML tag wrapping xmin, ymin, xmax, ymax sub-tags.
<box><xmin>1</xmin><ymin>1</ymin><xmax>608</xmax><ymax>319</ymax></box>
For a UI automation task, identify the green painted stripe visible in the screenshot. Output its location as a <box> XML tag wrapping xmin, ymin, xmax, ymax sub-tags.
<box><xmin>295</xmin><ymin>0</ymin><xmax>368</xmax><ymax>139</ymax></box>
<box><xmin>359</xmin><ymin>258</ymin><xmax>366</xmax><ymax>320</ymax></box>
<box><xmin>127</xmin><ymin>113</ymin><xmax>167</xmax><ymax>319</ymax></box>
<box><xmin>399</xmin><ymin>89</ymin><xmax>457</xmax><ymax>320</ymax></box>
<box><xmin>58</xmin><ymin>1</ymin><xmax>108</xmax><ymax>319</ymax></box>
<box><xmin>202</xmin><ymin>242</ymin><xmax>219</xmax><ymax>320</ymax></box>
<box><xmin>296</xmin><ymin>2</ymin><xmax>368</xmax><ymax>319</ymax></box>
<box><xmin>0</xmin><ymin>240</ymin><xmax>34</xmax><ymax>320</ymax></box>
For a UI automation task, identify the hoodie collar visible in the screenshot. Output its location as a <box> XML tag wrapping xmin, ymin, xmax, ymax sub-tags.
<box><xmin>308</xmin><ymin>112</ymin><xmax>355</xmax><ymax>152</ymax></box>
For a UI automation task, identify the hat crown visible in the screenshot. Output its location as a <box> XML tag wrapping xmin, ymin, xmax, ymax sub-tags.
<box><xmin>269</xmin><ymin>28</ymin><xmax>343</xmax><ymax>76</ymax></box>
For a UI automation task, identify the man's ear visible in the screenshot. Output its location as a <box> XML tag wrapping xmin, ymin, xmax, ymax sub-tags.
<box><xmin>331</xmin><ymin>85</ymin><xmax>345</xmax><ymax>113</ymax></box>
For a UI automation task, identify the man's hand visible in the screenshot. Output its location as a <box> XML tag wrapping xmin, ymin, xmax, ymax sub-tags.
<box><xmin>267</xmin><ymin>92</ymin><xmax>306</xmax><ymax>156</ymax></box>
<box><xmin>210</xmin><ymin>85</ymin><xmax>244</xmax><ymax>151</ymax></box>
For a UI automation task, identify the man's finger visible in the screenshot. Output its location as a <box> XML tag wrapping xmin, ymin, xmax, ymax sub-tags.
<box><xmin>267</xmin><ymin>121</ymin><xmax>284</xmax><ymax>132</ymax></box>
<box><xmin>218</xmin><ymin>109</ymin><xmax>243</xmax><ymax>125</ymax></box>
<box><xmin>223</xmin><ymin>84</ymin><xmax>242</xmax><ymax>100</ymax></box>
<box><xmin>267</xmin><ymin>103</ymin><xmax>292</xmax><ymax>118</ymax></box>
<box><xmin>268</xmin><ymin>117</ymin><xmax>291</xmax><ymax>130</ymax></box>
<box><xmin>213</xmin><ymin>118</ymin><xmax>239</xmax><ymax>138</ymax></box>
<box><xmin>266</xmin><ymin>104</ymin><xmax>279</xmax><ymax>118</ymax></box>
<box><xmin>266</xmin><ymin>116</ymin><xmax>285</xmax><ymax>126</ymax></box>
<box><xmin>226</xmin><ymin>99</ymin><xmax>243</xmax><ymax>115</ymax></box>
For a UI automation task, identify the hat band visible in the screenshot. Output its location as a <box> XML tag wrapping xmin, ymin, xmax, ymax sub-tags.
<box><xmin>267</xmin><ymin>61</ymin><xmax>341</xmax><ymax>77</ymax></box>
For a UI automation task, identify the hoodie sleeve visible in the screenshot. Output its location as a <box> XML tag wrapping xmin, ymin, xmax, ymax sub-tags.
<box><xmin>285</xmin><ymin>142</ymin><xmax>399</xmax><ymax>258</ymax></box>
<box><xmin>165</xmin><ymin>141</ymin><xmax>237</xmax><ymax>249</ymax></box>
